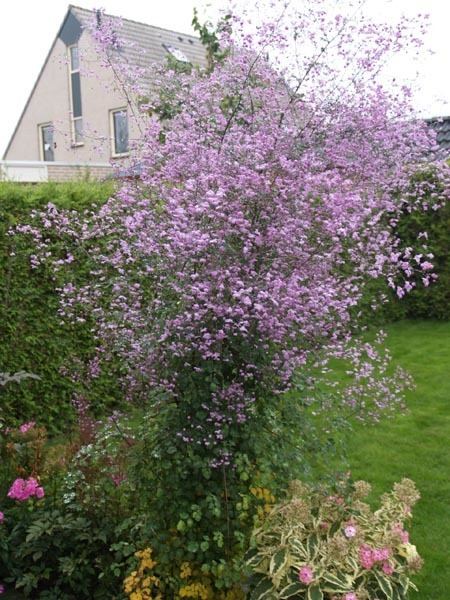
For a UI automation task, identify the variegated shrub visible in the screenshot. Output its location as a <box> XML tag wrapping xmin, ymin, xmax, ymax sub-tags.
<box><xmin>246</xmin><ymin>478</ymin><xmax>422</xmax><ymax>600</ymax></box>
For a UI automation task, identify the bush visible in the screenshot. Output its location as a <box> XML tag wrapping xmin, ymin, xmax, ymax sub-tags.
<box><xmin>0</xmin><ymin>414</ymin><xmax>145</xmax><ymax>599</ymax></box>
<box><xmin>0</xmin><ymin>181</ymin><xmax>121</xmax><ymax>431</ymax></box>
<box><xmin>394</xmin><ymin>201</ymin><xmax>450</xmax><ymax>320</ymax></box>
<box><xmin>247</xmin><ymin>477</ymin><xmax>423</xmax><ymax>600</ymax></box>
<box><xmin>356</xmin><ymin>185</ymin><xmax>450</xmax><ymax>325</ymax></box>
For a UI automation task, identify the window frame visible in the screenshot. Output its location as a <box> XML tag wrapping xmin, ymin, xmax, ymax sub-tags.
<box><xmin>38</xmin><ymin>122</ymin><xmax>55</xmax><ymax>162</ymax></box>
<box><xmin>110</xmin><ymin>107</ymin><xmax>129</xmax><ymax>158</ymax></box>
<box><xmin>68</xmin><ymin>44</ymin><xmax>83</xmax><ymax>146</ymax></box>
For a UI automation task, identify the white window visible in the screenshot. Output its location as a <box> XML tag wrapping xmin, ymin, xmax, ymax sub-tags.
<box><xmin>163</xmin><ymin>43</ymin><xmax>190</xmax><ymax>63</ymax></box>
<box><xmin>39</xmin><ymin>123</ymin><xmax>54</xmax><ymax>161</ymax></box>
<box><xmin>68</xmin><ymin>44</ymin><xmax>83</xmax><ymax>145</ymax></box>
<box><xmin>110</xmin><ymin>108</ymin><xmax>129</xmax><ymax>156</ymax></box>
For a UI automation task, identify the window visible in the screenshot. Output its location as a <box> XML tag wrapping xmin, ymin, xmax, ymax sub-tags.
<box><xmin>110</xmin><ymin>108</ymin><xmax>129</xmax><ymax>156</ymax></box>
<box><xmin>68</xmin><ymin>44</ymin><xmax>83</xmax><ymax>144</ymax></box>
<box><xmin>39</xmin><ymin>123</ymin><xmax>54</xmax><ymax>161</ymax></box>
<box><xmin>162</xmin><ymin>43</ymin><xmax>190</xmax><ymax>63</ymax></box>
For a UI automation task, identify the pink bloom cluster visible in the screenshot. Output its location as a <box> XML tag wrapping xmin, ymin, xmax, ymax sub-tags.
<box><xmin>344</xmin><ymin>594</ymin><xmax>357</xmax><ymax>600</ymax></box>
<box><xmin>19</xmin><ymin>421</ymin><xmax>35</xmax><ymax>434</ymax></box>
<box><xmin>298</xmin><ymin>565</ymin><xmax>314</xmax><ymax>584</ymax></box>
<box><xmin>358</xmin><ymin>544</ymin><xmax>392</xmax><ymax>574</ymax></box>
<box><xmin>344</xmin><ymin>523</ymin><xmax>357</xmax><ymax>538</ymax></box>
<box><xmin>0</xmin><ymin>511</ymin><xmax>4</xmax><ymax>523</ymax></box>
<box><xmin>392</xmin><ymin>522</ymin><xmax>410</xmax><ymax>543</ymax></box>
<box><xmin>7</xmin><ymin>477</ymin><xmax>45</xmax><ymax>502</ymax></box>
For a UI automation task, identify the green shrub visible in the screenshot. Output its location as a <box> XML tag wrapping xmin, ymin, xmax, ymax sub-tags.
<box><xmin>394</xmin><ymin>202</ymin><xmax>450</xmax><ymax>320</ymax></box>
<box><xmin>0</xmin><ymin>414</ymin><xmax>144</xmax><ymax>599</ymax></box>
<box><xmin>246</xmin><ymin>477</ymin><xmax>423</xmax><ymax>600</ymax></box>
<box><xmin>0</xmin><ymin>182</ymin><xmax>120</xmax><ymax>431</ymax></box>
<box><xmin>356</xmin><ymin>197</ymin><xmax>450</xmax><ymax>325</ymax></box>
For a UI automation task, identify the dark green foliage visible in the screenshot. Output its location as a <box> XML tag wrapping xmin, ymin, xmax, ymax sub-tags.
<box><xmin>358</xmin><ymin>199</ymin><xmax>450</xmax><ymax>324</ymax></box>
<box><xmin>395</xmin><ymin>202</ymin><xmax>450</xmax><ymax>320</ymax></box>
<box><xmin>0</xmin><ymin>182</ymin><xmax>119</xmax><ymax>431</ymax></box>
<box><xmin>0</xmin><ymin>493</ymin><xmax>145</xmax><ymax>599</ymax></box>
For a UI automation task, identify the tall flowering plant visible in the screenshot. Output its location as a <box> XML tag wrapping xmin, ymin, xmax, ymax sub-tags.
<box><xmin>13</xmin><ymin>0</ymin><xmax>448</xmax><ymax>593</ymax></box>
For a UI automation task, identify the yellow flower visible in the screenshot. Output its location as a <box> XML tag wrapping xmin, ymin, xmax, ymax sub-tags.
<box><xmin>180</xmin><ymin>562</ymin><xmax>193</xmax><ymax>579</ymax></box>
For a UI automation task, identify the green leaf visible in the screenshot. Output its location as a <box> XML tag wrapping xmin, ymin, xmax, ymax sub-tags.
<box><xmin>187</xmin><ymin>541</ymin><xmax>199</xmax><ymax>553</ymax></box>
<box><xmin>270</xmin><ymin>547</ymin><xmax>288</xmax><ymax>578</ymax></box>
<box><xmin>306</xmin><ymin>534</ymin><xmax>319</xmax><ymax>559</ymax></box>
<box><xmin>250</xmin><ymin>577</ymin><xmax>275</xmax><ymax>600</ymax></box>
<box><xmin>307</xmin><ymin>585</ymin><xmax>323</xmax><ymax>600</ymax></box>
<box><xmin>321</xmin><ymin>573</ymin><xmax>349</xmax><ymax>593</ymax></box>
<box><xmin>246</xmin><ymin>547</ymin><xmax>262</xmax><ymax>568</ymax></box>
<box><xmin>373</xmin><ymin>571</ymin><xmax>394</xmax><ymax>599</ymax></box>
<box><xmin>279</xmin><ymin>581</ymin><xmax>305</xmax><ymax>598</ymax></box>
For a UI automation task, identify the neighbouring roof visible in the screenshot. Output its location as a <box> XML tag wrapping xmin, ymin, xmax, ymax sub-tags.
<box><xmin>427</xmin><ymin>116</ymin><xmax>450</xmax><ymax>155</ymax></box>
<box><xmin>69</xmin><ymin>5</ymin><xmax>207</xmax><ymax>72</ymax></box>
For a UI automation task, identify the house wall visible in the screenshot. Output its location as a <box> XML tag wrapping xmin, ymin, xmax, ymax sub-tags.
<box><xmin>4</xmin><ymin>23</ymin><xmax>142</xmax><ymax>166</ymax></box>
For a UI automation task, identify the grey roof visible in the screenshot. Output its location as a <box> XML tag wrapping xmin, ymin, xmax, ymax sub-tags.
<box><xmin>427</xmin><ymin>116</ymin><xmax>450</xmax><ymax>155</ymax></box>
<box><xmin>70</xmin><ymin>5</ymin><xmax>207</xmax><ymax>73</ymax></box>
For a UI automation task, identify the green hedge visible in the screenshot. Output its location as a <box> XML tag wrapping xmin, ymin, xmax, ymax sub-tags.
<box><xmin>394</xmin><ymin>201</ymin><xmax>450</xmax><ymax>320</ymax></box>
<box><xmin>361</xmin><ymin>199</ymin><xmax>450</xmax><ymax>324</ymax></box>
<box><xmin>0</xmin><ymin>181</ymin><xmax>448</xmax><ymax>429</ymax></box>
<box><xmin>0</xmin><ymin>182</ymin><xmax>121</xmax><ymax>431</ymax></box>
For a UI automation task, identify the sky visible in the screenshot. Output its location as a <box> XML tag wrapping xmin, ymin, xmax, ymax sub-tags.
<box><xmin>1</xmin><ymin>0</ymin><xmax>450</xmax><ymax>158</ymax></box>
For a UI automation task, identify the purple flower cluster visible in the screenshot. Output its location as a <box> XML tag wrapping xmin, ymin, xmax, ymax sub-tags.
<box><xmin>13</xmin><ymin>0</ymin><xmax>450</xmax><ymax>456</ymax></box>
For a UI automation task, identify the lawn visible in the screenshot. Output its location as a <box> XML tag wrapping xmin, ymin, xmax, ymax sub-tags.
<box><xmin>346</xmin><ymin>320</ymin><xmax>450</xmax><ymax>600</ymax></box>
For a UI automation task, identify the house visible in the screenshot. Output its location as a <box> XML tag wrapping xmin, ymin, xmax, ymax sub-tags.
<box><xmin>427</xmin><ymin>116</ymin><xmax>450</xmax><ymax>158</ymax></box>
<box><xmin>0</xmin><ymin>5</ymin><xmax>206</xmax><ymax>182</ymax></box>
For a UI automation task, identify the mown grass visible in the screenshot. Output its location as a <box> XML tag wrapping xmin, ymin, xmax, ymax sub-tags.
<box><xmin>346</xmin><ymin>320</ymin><xmax>450</xmax><ymax>600</ymax></box>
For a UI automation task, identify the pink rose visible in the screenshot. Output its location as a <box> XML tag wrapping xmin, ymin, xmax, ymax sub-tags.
<box><xmin>298</xmin><ymin>566</ymin><xmax>314</xmax><ymax>584</ymax></box>
<box><xmin>7</xmin><ymin>477</ymin><xmax>44</xmax><ymax>501</ymax></box>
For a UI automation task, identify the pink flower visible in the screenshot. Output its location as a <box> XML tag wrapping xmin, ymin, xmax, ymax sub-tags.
<box><xmin>19</xmin><ymin>421</ymin><xmax>35</xmax><ymax>434</ymax></box>
<box><xmin>111</xmin><ymin>473</ymin><xmax>126</xmax><ymax>487</ymax></box>
<box><xmin>400</xmin><ymin>530</ymin><xmax>409</xmax><ymax>543</ymax></box>
<box><xmin>392</xmin><ymin>522</ymin><xmax>409</xmax><ymax>543</ymax></box>
<box><xmin>382</xmin><ymin>562</ymin><xmax>394</xmax><ymax>576</ymax></box>
<box><xmin>344</xmin><ymin>594</ymin><xmax>357</xmax><ymax>600</ymax></box>
<box><xmin>0</xmin><ymin>583</ymin><xmax>4</xmax><ymax>594</ymax></box>
<box><xmin>7</xmin><ymin>477</ymin><xmax>44</xmax><ymax>501</ymax></box>
<box><xmin>0</xmin><ymin>511</ymin><xmax>4</xmax><ymax>523</ymax></box>
<box><xmin>359</xmin><ymin>545</ymin><xmax>375</xmax><ymax>569</ymax></box>
<box><xmin>373</xmin><ymin>547</ymin><xmax>390</xmax><ymax>562</ymax></box>
<box><xmin>344</xmin><ymin>524</ymin><xmax>357</xmax><ymax>538</ymax></box>
<box><xmin>298</xmin><ymin>566</ymin><xmax>314</xmax><ymax>584</ymax></box>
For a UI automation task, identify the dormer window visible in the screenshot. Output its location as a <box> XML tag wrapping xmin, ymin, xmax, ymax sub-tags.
<box><xmin>162</xmin><ymin>43</ymin><xmax>189</xmax><ymax>63</ymax></box>
<box><xmin>68</xmin><ymin>44</ymin><xmax>83</xmax><ymax>145</ymax></box>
